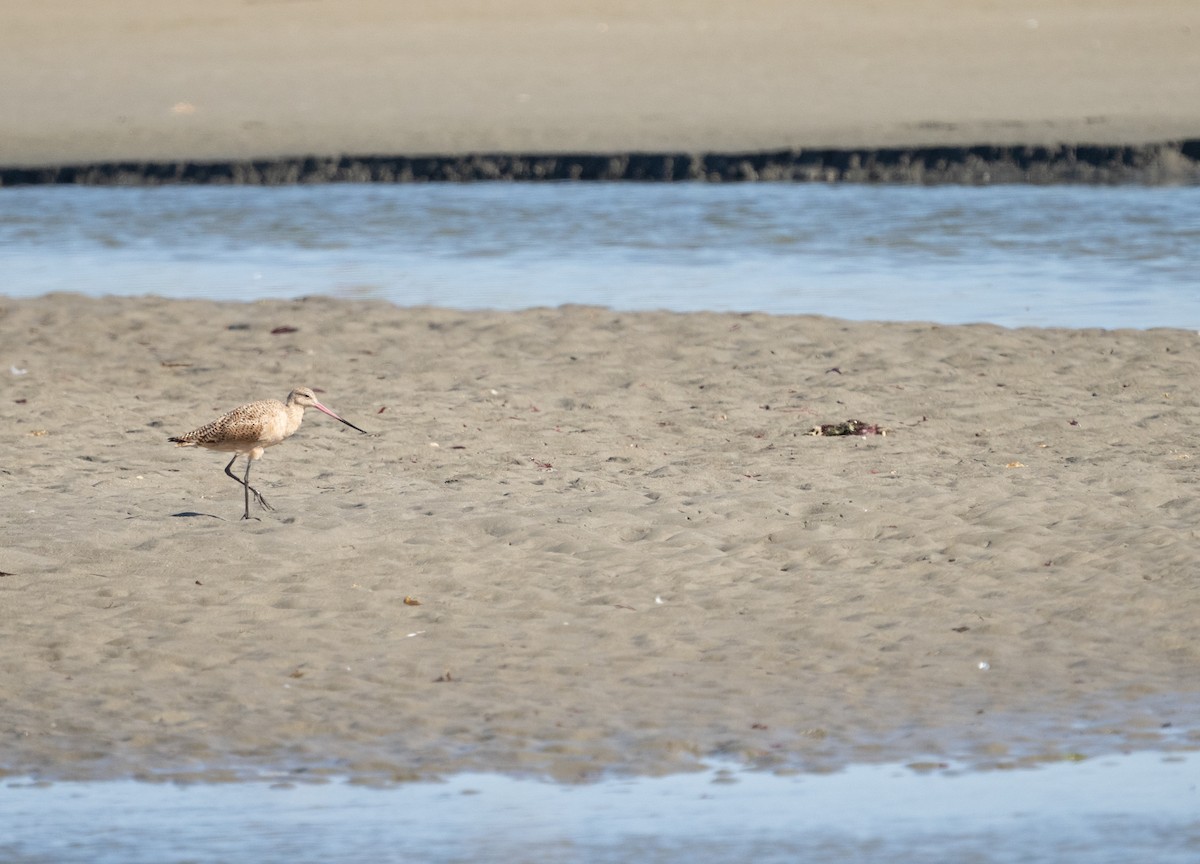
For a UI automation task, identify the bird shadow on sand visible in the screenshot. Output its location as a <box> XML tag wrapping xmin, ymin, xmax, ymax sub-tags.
<box><xmin>171</xmin><ymin>511</ymin><xmax>226</xmax><ymax>520</ymax></box>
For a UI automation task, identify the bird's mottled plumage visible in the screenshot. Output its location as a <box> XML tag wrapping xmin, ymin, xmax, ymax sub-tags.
<box><xmin>169</xmin><ymin>387</ymin><xmax>367</xmax><ymax>519</ymax></box>
<box><xmin>172</xmin><ymin>395</ymin><xmax>304</xmax><ymax>455</ymax></box>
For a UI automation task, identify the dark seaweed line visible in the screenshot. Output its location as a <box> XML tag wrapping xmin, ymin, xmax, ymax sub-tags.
<box><xmin>4</xmin><ymin>141</ymin><xmax>1200</xmax><ymax>186</ymax></box>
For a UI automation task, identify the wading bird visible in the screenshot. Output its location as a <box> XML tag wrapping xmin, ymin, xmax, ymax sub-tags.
<box><xmin>169</xmin><ymin>387</ymin><xmax>367</xmax><ymax>519</ymax></box>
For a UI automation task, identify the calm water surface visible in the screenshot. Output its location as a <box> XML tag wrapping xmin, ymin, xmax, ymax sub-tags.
<box><xmin>2</xmin><ymin>184</ymin><xmax>1198</xmax><ymax>328</ymax></box>
<box><xmin>4</xmin><ymin>753</ymin><xmax>1198</xmax><ymax>864</ymax></box>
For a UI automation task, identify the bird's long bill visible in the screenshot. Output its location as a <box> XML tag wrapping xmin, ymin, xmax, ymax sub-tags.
<box><xmin>313</xmin><ymin>401</ymin><xmax>368</xmax><ymax>434</ymax></box>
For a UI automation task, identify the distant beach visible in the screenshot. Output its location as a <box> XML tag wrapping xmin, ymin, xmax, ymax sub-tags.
<box><xmin>2</xmin><ymin>1</ymin><xmax>1199</xmax><ymax>182</ymax></box>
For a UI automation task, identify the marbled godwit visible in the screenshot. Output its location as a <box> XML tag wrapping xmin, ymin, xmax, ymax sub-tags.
<box><xmin>169</xmin><ymin>387</ymin><xmax>367</xmax><ymax>519</ymax></box>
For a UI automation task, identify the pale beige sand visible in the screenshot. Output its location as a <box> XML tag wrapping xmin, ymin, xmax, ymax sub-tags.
<box><xmin>2</xmin><ymin>1</ymin><xmax>1199</xmax><ymax>166</ymax></box>
<box><xmin>2</xmin><ymin>294</ymin><xmax>1199</xmax><ymax>781</ymax></box>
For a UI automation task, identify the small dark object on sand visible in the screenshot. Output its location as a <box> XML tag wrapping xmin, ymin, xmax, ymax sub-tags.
<box><xmin>809</xmin><ymin>419</ymin><xmax>890</xmax><ymax>437</ymax></box>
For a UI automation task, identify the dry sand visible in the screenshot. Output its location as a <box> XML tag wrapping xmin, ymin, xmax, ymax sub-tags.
<box><xmin>3</xmin><ymin>1</ymin><xmax>1200</xmax><ymax>167</ymax></box>
<box><xmin>3</xmin><ymin>294</ymin><xmax>1199</xmax><ymax>781</ymax></box>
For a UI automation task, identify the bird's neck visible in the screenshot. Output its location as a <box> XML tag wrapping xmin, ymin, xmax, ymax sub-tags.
<box><xmin>285</xmin><ymin>402</ymin><xmax>307</xmax><ymax>436</ymax></box>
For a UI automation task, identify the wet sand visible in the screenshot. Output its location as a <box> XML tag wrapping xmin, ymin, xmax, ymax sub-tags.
<box><xmin>3</xmin><ymin>295</ymin><xmax>1199</xmax><ymax>781</ymax></box>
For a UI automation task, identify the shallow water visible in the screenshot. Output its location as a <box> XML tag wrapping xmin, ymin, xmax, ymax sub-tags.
<box><xmin>4</xmin><ymin>752</ymin><xmax>1198</xmax><ymax>864</ymax></box>
<box><xmin>2</xmin><ymin>184</ymin><xmax>1199</xmax><ymax>328</ymax></box>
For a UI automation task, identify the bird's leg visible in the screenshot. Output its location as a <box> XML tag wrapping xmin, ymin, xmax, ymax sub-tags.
<box><xmin>224</xmin><ymin>455</ymin><xmax>272</xmax><ymax>519</ymax></box>
<box><xmin>245</xmin><ymin>460</ymin><xmax>274</xmax><ymax>513</ymax></box>
<box><xmin>223</xmin><ymin>455</ymin><xmax>251</xmax><ymax>519</ymax></box>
